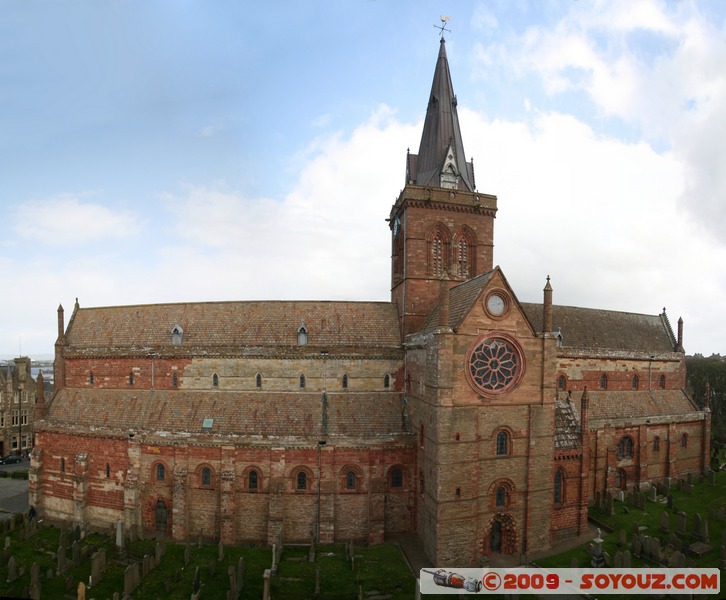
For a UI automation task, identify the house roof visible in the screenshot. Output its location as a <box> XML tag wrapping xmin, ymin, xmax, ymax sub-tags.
<box><xmin>408</xmin><ymin>38</ymin><xmax>474</xmax><ymax>192</ymax></box>
<box><xmin>555</xmin><ymin>396</ymin><xmax>581</xmax><ymax>449</ymax></box>
<box><xmin>521</xmin><ymin>303</ymin><xmax>677</xmax><ymax>354</ymax></box>
<box><xmin>41</xmin><ymin>388</ymin><xmax>410</xmax><ymax>442</ymax></box>
<box><xmin>64</xmin><ymin>300</ymin><xmax>402</xmax><ymax>355</ymax></box>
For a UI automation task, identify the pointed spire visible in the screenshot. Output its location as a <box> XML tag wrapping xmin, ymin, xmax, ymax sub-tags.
<box><xmin>409</xmin><ymin>38</ymin><xmax>474</xmax><ymax>192</ymax></box>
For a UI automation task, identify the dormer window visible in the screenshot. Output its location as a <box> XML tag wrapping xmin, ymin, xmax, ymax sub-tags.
<box><xmin>171</xmin><ymin>324</ymin><xmax>183</xmax><ymax>346</ymax></box>
<box><xmin>297</xmin><ymin>323</ymin><xmax>308</xmax><ymax>346</ymax></box>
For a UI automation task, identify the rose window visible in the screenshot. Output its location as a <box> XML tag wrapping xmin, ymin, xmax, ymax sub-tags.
<box><xmin>467</xmin><ymin>336</ymin><xmax>523</xmax><ymax>394</ymax></box>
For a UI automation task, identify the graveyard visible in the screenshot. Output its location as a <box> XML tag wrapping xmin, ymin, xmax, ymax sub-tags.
<box><xmin>1</xmin><ymin>464</ymin><xmax>724</xmax><ymax>598</ymax></box>
<box><xmin>0</xmin><ymin>516</ymin><xmax>414</xmax><ymax>599</ymax></box>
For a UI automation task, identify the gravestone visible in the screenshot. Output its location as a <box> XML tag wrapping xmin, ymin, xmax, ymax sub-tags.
<box><xmin>193</xmin><ymin>566</ymin><xmax>201</xmax><ymax>593</ymax></box>
<box><xmin>667</xmin><ymin>494</ymin><xmax>673</xmax><ymax>509</ymax></box>
<box><xmin>209</xmin><ymin>560</ymin><xmax>216</xmax><ymax>577</ymax></box>
<box><xmin>218</xmin><ymin>540</ymin><xmax>224</xmax><ymax>562</ymax></box>
<box><xmin>124</xmin><ymin>563</ymin><xmax>140</xmax><ymax>595</ymax></box>
<box><xmin>670</xmin><ymin>550</ymin><xmax>682</xmax><ymax>568</ymax></box>
<box><xmin>614</xmin><ymin>551</ymin><xmax>623</xmax><ymax>567</ymax></box>
<box><xmin>57</xmin><ymin>545</ymin><xmax>66</xmax><ymax>575</ymax></box>
<box><xmin>236</xmin><ymin>557</ymin><xmax>245</xmax><ymax>592</ymax></box>
<box><xmin>649</xmin><ymin>487</ymin><xmax>657</xmax><ymax>502</ymax></box>
<box><xmin>677</xmin><ymin>513</ymin><xmax>687</xmax><ymax>535</ymax></box>
<box><xmin>184</xmin><ymin>544</ymin><xmax>191</xmax><ymax>567</ymax></box>
<box><xmin>91</xmin><ymin>548</ymin><xmax>106</xmax><ymax>585</ymax></box>
<box><xmin>618</xmin><ymin>529</ymin><xmax>626</xmax><ymax>547</ymax></box>
<box><xmin>707</xmin><ymin>469</ymin><xmax>716</xmax><ymax>486</ymax></box>
<box><xmin>72</xmin><ymin>540</ymin><xmax>80</xmax><ymax>564</ymax></box>
<box><xmin>623</xmin><ymin>549</ymin><xmax>631</xmax><ymax>568</ymax></box>
<box><xmin>262</xmin><ymin>569</ymin><xmax>271</xmax><ymax>600</ymax></box>
<box><xmin>77</xmin><ymin>581</ymin><xmax>85</xmax><ymax>600</ymax></box>
<box><xmin>660</xmin><ymin>511</ymin><xmax>670</xmax><ymax>532</ymax></box>
<box><xmin>3</xmin><ymin>537</ymin><xmax>9</xmax><ymax>551</ymax></box>
<box><xmin>687</xmin><ymin>472</ymin><xmax>693</xmax><ymax>485</ymax></box>
<box><xmin>228</xmin><ymin>565</ymin><xmax>237</xmax><ymax>599</ymax></box>
<box><xmin>29</xmin><ymin>561</ymin><xmax>40</xmax><ymax>599</ymax></box>
<box><xmin>668</xmin><ymin>532</ymin><xmax>680</xmax><ymax>548</ymax></box>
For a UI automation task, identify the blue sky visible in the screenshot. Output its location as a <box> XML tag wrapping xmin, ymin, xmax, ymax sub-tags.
<box><xmin>2</xmin><ymin>0</ymin><xmax>725</xmax><ymax>357</ymax></box>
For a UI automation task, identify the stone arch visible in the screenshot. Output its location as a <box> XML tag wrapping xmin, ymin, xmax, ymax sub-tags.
<box><xmin>452</xmin><ymin>225</ymin><xmax>477</xmax><ymax>277</ymax></box>
<box><xmin>426</xmin><ymin>222</ymin><xmax>452</xmax><ymax>276</ymax></box>
<box><xmin>484</xmin><ymin>513</ymin><xmax>518</xmax><ymax>555</ymax></box>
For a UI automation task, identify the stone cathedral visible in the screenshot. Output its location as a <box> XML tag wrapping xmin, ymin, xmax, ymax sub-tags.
<box><xmin>31</xmin><ymin>38</ymin><xmax>709</xmax><ymax>567</ymax></box>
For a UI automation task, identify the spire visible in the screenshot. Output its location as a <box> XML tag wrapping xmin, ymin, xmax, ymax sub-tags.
<box><xmin>409</xmin><ymin>38</ymin><xmax>474</xmax><ymax>192</ymax></box>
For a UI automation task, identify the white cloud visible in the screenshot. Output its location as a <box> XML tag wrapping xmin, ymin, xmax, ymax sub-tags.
<box><xmin>13</xmin><ymin>194</ymin><xmax>141</xmax><ymax>245</ymax></box>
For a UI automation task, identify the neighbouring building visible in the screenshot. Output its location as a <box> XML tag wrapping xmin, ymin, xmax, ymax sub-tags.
<box><xmin>0</xmin><ymin>357</ymin><xmax>41</xmax><ymax>457</ymax></box>
<box><xmin>31</xmin><ymin>37</ymin><xmax>709</xmax><ymax>567</ymax></box>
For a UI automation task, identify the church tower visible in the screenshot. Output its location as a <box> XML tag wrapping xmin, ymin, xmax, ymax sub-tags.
<box><xmin>390</xmin><ymin>37</ymin><xmax>497</xmax><ymax>337</ymax></box>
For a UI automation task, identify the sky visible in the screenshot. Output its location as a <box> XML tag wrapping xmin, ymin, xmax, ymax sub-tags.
<box><xmin>1</xmin><ymin>0</ymin><xmax>725</xmax><ymax>358</ymax></box>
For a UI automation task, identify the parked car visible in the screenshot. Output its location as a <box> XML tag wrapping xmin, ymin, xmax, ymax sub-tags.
<box><xmin>0</xmin><ymin>455</ymin><xmax>21</xmax><ymax>464</ymax></box>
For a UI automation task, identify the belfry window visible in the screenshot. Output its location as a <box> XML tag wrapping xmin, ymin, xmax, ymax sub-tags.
<box><xmin>631</xmin><ymin>374</ymin><xmax>639</xmax><ymax>390</ymax></box>
<box><xmin>384</xmin><ymin>373</ymin><xmax>391</xmax><ymax>389</ymax></box>
<box><xmin>599</xmin><ymin>374</ymin><xmax>608</xmax><ymax>390</ymax></box>
<box><xmin>256</xmin><ymin>373</ymin><xmax>262</xmax><ymax>388</ymax></box>
<box><xmin>618</xmin><ymin>436</ymin><xmax>633</xmax><ymax>459</ymax></box>
<box><xmin>432</xmin><ymin>234</ymin><xmax>444</xmax><ymax>276</ymax></box>
<box><xmin>342</xmin><ymin>373</ymin><xmax>349</xmax><ymax>389</ymax></box>
<box><xmin>496</xmin><ymin>430</ymin><xmax>509</xmax><ymax>456</ymax></box>
<box><xmin>299</xmin><ymin>374</ymin><xmax>306</xmax><ymax>389</ymax></box>
<box><xmin>212</xmin><ymin>373</ymin><xmax>219</xmax><ymax>388</ymax></box>
<box><xmin>495</xmin><ymin>486</ymin><xmax>506</xmax><ymax>507</ymax></box>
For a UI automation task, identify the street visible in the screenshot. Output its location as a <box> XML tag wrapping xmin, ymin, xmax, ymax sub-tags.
<box><xmin>0</xmin><ymin>461</ymin><xmax>29</xmax><ymax>521</ymax></box>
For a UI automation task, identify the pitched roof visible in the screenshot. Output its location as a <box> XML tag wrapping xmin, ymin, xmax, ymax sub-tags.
<box><xmin>576</xmin><ymin>389</ymin><xmax>700</xmax><ymax>423</ymax></box>
<box><xmin>41</xmin><ymin>388</ymin><xmax>410</xmax><ymax>442</ymax></box>
<box><xmin>408</xmin><ymin>38</ymin><xmax>474</xmax><ymax>191</ymax></box>
<box><xmin>64</xmin><ymin>300</ymin><xmax>402</xmax><ymax>355</ymax></box>
<box><xmin>418</xmin><ymin>270</ymin><xmax>496</xmax><ymax>334</ymax></box>
<box><xmin>555</xmin><ymin>396</ymin><xmax>581</xmax><ymax>449</ymax></box>
<box><xmin>521</xmin><ymin>303</ymin><xmax>677</xmax><ymax>354</ymax></box>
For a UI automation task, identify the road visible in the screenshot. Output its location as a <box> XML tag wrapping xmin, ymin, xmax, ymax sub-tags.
<box><xmin>0</xmin><ymin>461</ymin><xmax>29</xmax><ymax>521</ymax></box>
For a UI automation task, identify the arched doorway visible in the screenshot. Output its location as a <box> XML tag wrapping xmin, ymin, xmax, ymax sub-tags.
<box><xmin>155</xmin><ymin>499</ymin><xmax>168</xmax><ymax>531</ymax></box>
<box><xmin>485</xmin><ymin>513</ymin><xmax>518</xmax><ymax>555</ymax></box>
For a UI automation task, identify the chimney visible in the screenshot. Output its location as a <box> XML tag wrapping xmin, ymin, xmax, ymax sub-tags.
<box><xmin>543</xmin><ymin>275</ymin><xmax>553</xmax><ymax>333</ymax></box>
<box><xmin>57</xmin><ymin>304</ymin><xmax>65</xmax><ymax>342</ymax></box>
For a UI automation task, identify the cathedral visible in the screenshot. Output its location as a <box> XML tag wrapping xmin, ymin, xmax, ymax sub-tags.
<box><xmin>31</xmin><ymin>38</ymin><xmax>710</xmax><ymax>567</ymax></box>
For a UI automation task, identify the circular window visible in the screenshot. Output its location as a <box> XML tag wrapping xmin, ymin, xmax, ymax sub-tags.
<box><xmin>467</xmin><ymin>335</ymin><xmax>524</xmax><ymax>395</ymax></box>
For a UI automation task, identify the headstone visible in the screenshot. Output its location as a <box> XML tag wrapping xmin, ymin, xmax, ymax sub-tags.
<box><xmin>262</xmin><ymin>568</ymin><xmax>271</xmax><ymax>600</ymax></box>
<box><xmin>155</xmin><ymin>541</ymin><xmax>163</xmax><ymax>564</ymax></box>
<box><xmin>687</xmin><ymin>472</ymin><xmax>693</xmax><ymax>485</ymax></box>
<box><xmin>614</xmin><ymin>551</ymin><xmax>623</xmax><ymax>567</ymax></box>
<box><xmin>693</xmin><ymin>513</ymin><xmax>704</xmax><ymax>541</ymax></box>
<box><xmin>72</xmin><ymin>540</ymin><xmax>80</xmax><ymax>563</ymax></box>
<box><xmin>660</xmin><ymin>511</ymin><xmax>670</xmax><ymax>532</ymax></box>
<box><xmin>623</xmin><ymin>549</ymin><xmax>631</xmax><ymax>568</ymax></box>
<box><xmin>617</xmin><ymin>529</ymin><xmax>626</xmax><ymax>547</ymax></box>
<box><xmin>649</xmin><ymin>487</ymin><xmax>657</xmax><ymax>502</ymax></box>
<box><xmin>271</xmin><ymin>543</ymin><xmax>278</xmax><ymax>575</ymax></box>
<box><xmin>236</xmin><ymin>557</ymin><xmax>245</xmax><ymax>592</ymax></box>
<box><xmin>677</xmin><ymin>513</ymin><xmax>687</xmax><ymax>535</ymax></box>
<box><xmin>29</xmin><ymin>562</ymin><xmax>40</xmax><ymax>598</ymax></box>
<box><xmin>684</xmin><ymin>482</ymin><xmax>693</xmax><ymax>494</ymax></box>
<box><xmin>707</xmin><ymin>469</ymin><xmax>716</xmax><ymax>485</ymax></box>
<box><xmin>228</xmin><ymin>565</ymin><xmax>237</xmax><ymax>598</ymax></box>
<box><xmin>209</xmin><ymin>560</ymin><xmax>216</xmax><ymax>577</ymax></box>
<box><xmin>3</xmin><ymin>537</ymin><xmax>9</xmax><ymax>551</ymax></box>
<box><xmin>632</xmin><ymin>535</ymin><xmax>641</xmax><ymax>557</ymax></box>
<box><xmin>116</xmin><ymin>521</ymin><xmax>126</xmax><ymax>560</ymax></box>
<box><xmin>77</xmin><ymin>581</ymin><xmax>86</xmax><ymax>600</ymax></box>
<box><xmin>65</xmin><ymin>575</ymin><xmax>73</xmax><ymax>593</ymax></box>
<box><xmin>605</xmin><ymin>493</ymin><xmax>614</xmax><ymax>516</ymax></box>
<box><xmin>46</xmin><ymin>568</ymin><xmax>53</xmax><ymax>581</ymax></box>
<box><xmin>631</xmin><ymin>522</ymin><xmax>639</xmax><ymax>536</ymax></box>
<box><xmin>91</xmin><ymin>549</ymin><xmax>106</xmax><ymax>585</ymax></box>
<box><xmin>184</xmin><ymin>544</ymin><xmax>191</xmax><ymax>567</ymax></box>
<box><xmin>194</xmin><ymin>566</ymin><xmax>201</xmax><ymax>593</ymax></box>
<box><xmin>315</xmin><ymin>566</ymin><xmax>320</xmax><ymax>596</ymax></box>
<box><xmin>667</xmin><ymin>494</ymin><xmax>673</xmax><ymax>509</ymax></box>
<box><xmin>668</xmin><ymin>532</ymin><xmax>680</xmax><ymax>547</ymax></box>
<box><xmin>59</xmin><ymin>530</ymin><xmax>68</xmax><ymax>551</ymax></box>
<box><xmin>124</xmin><ymin>563</ymin><xmax>140</xmax><ymax>595</ymax></box>
<box><xmin>218</xmin><ymin>540</ymin><xmax>224</xmax><ymax>562</ymax></box>
<box><xmin>57</xmin><ymin>546</ymin><xmax>66</xmax><ymax>575</ymax></box>
<box><xmin>671</xmin><ymin>550</ymin><xmax>682</xmax><ymax>568</ymax></box>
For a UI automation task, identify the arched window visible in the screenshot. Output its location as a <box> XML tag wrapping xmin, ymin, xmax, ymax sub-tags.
<box><xmin>200</xmin><ymin>467</ymin><xmax>212</xmax><ymax>487</ymax></box>
<box><xmin>60</xmin><ymin>457</ymin><xmax>65</xmax><ymax>472</ymax></box>
<box><xmin>156</xmin><ymin>463</ymin><xmax>165</xmax><ymax>482</ymax></box>
<box><xmin>129</xmin><ymin>372</ymin><xmax>134</xmax><ymax>386</ymax></box>
<box><xmin>390</xmin><ymin>467</ymin><xmax>403</xmax><ymax>489</ymax></box>
<box><xmin>212</xmin><ymin>373</ymin><xmax>219</xmax><ymax>388</ymax></box>
<box><xmin>653</xmin><ymin>436</ymin><xmax>660</xmax><ymax>452</ymax></box>
<box><xmin>296</xmin><ymin>471</ymin><xmax>307</xmax><ymax>491</ymax></box>
<box><xmin>599</xmin><ymin>374</ymin><xmax>608</xmax><ymax>390</ymax></box>
<box><xmin>248</xmin><ymin>469</ymin><xmax>259</xmax><ymax>490</ymax></box>
<box><xmin>345</xmin><ymin>470</ymin><xmax>356</xmax><ymax>490</ymax></box>
<box><xmin>615</xmin><ymin>468</ymin><xmax>627</xmax><ymax>490</ymax></box>
<box><xmin>557</xmin><ymin>374</ymin><xmax>566</xmax><ymax>390</ymax></box>
<box><xmin>256</xmin><ymin>373</ymin><xmax>262</xmax><ymax>388</ymax></box>
<box><xmin>89</xmin><ymin>372</ymin><xmax>94</xmax><ymax>385</ymax></box>
<box><xmin>342</xmin><ymin>374</ymin><xmax>349</xmax><ymax>389</ymax></box>
<box><xmin>659</xmin><ymin>375</ymin><xmax>666</xmax><ymax>390</ymax></box>
<box><xmin>496</xmin><ymin>430</ymin><xmax>509</xmax><ymax>456</ymax></box>
<box><xmin>172</xmin><ymin>372</ymin><xmax>178</xmax><ymax>388</ymax></box>
<box><xmin>106</xmin><ymin>463</ymin><xmax>110</xmax><ymax>478</ymax></box>
<box><xmin>681</xmin><ymin>433</ymin><xmax>688</xmax><ymax>448</ymax></box>
<box><xmin>299</xmin><ymin>374</ymin><xmax>306</xmax><ymax>389</ymax></box>
<box><xmin>495</xmin><ymin>486</ymin><xmax>506</xmax><ymax>507</ymax></box>
<box><xmin>631</xmin><ymin>374</ymin><xmax>639</xmax><ymax>390</ymax></box>
<box><xmin>384</xmin><ymin>373</ymin><xmax>390</xmax><ymax>389</ymax></box>
<box><xmin>618</xmin><ymin>436</ymin><xmax>633</xmax><ymax>459</ymax></box>
<box><xmin>554</xmin><ymin>468</ymin><xmax>564</xmax><ymax>504</ymax></box>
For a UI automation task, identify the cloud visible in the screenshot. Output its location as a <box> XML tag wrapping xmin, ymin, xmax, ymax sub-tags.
<box><xmin>13</xmin><ymin>194</ymin><xmax>142</xmax><ymax>245</ymax></box>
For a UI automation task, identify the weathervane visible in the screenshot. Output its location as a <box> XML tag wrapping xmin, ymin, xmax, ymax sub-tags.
<box><xmin>434</xmin><ymin>16</ymin><xmax>451</xmax><ymax>40</ymax></box>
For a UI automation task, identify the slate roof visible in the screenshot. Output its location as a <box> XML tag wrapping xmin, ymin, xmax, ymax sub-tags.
<box><xmin>521</xmin><ymin>303</ymin><xmax>677</xmax><ymax>354</ymax></box>
<box><xmin>583</xmin><ymin>389</ymin><xmax>700</xmax><ymax>422</ymax></box>
<box><xmin>64</xmin><ymin>301</ymin><xmax>402</xmax><ymax>355</ymax></box>
<box><xmin>408</xmin><ymin>38</ymin><xmax>475</xmax><ymax>192</ymax></box>
<box><xmin>41</xmin><ymin>388</ymin><xmax>408</xmax><ymax>441</ymax></box>
<box><xmin>418</xmin><ymin>270</ymin><xmax>496</xmax><ymax>334</ymax></box>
